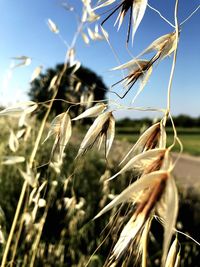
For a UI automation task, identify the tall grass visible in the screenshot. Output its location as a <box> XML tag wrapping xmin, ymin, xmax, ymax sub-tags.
<box><xmin>0</xmin><ymin>1</ymin><xmax>200</xmax><ymax>267</ymax></box>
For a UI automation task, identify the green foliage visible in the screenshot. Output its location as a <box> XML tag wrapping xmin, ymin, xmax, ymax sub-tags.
<box><xmin>0</xmin><ymin>116</ymin><xmax>199</xmax><ymax>266</ymax></box>
<box><xmin>0</xmin><ymin>123</ymin><xmax>199</xmax><ymax>266</ymax></box>
<box><xmin>117</xmin><ymin>115</ymin><xmax>200</xmax><ymax>129</ymax></box>
<box><xmin>116</xmin><ymin>126</ymin><xmax>200</xmax><ymax>156</ymax></box>
<box><xmin>28</xmin><ymin>64</ymin><xmax>107</xmax><ymax>119</ymax></box>
<box><xmin>117</xmin><ymin>117</ymin><xmax>152</xmax><ymax>129</ymax></box>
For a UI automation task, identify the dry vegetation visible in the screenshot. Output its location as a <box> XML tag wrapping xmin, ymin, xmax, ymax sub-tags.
<box><xmin>0</xmin><ymin>1</ymin><xmax>200</xmax><ymax>267</ymax></box>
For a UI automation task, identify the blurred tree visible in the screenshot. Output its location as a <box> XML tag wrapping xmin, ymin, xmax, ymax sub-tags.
<box><xmin>28</xmin><ymin>63</ymin><xmax>107</xmax><ymax>118</ymax></box>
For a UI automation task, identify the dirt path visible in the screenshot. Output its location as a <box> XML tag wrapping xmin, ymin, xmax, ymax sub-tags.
<box><xmin>110</xmin><ymin>140</ymin><xmax>200</xmax><ymax>190</ymax></box>
<box><xmin>112</xmin><ymin>140</ymin><xmax>200</xmax><ymax>188</ymax></box>
<box><xmin>172</xmin><ymin>153</ymin><xmax>200</xmax><ymax>188</ymax></box>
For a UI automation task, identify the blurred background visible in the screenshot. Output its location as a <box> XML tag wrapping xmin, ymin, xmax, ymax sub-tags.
<box><xmin>0</xmin><ymin>1</ymin><xmax>199</xmax><ymax>266</ymax></box>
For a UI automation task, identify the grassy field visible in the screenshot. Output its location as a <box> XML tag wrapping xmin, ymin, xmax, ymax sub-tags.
<box><xmin>0</xmin><ymin>117</ymin><xmax>200</xmax><ymax>266</ymax></box>
<box><xmin>116</xmin><ymin>126</ymin><xmax>200</xmax><ymax>156</ymax></box>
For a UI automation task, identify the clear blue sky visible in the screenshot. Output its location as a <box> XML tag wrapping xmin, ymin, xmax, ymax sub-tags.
<box><xmin>0</xmin><ymin>0</ymin><xmax>199</xmax><ymax>119</ymax></box>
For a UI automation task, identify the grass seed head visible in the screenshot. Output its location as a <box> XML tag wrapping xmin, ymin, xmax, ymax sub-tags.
<box><xmin>165</xmin><ymin>237</ymin><xmax>180</xmax><ymax>267</ymax></box>
<box><xmin>47</xmin><ymin>18</ymin><xmax>59</xmax><ymax>34</ymax></box>
<box><xmin>111</xmin><ymin>59</ymin><xmax>153</xmax><ymax>98</ymax></box>
<box><xmin>139</xmin><ymin>32</ymin><xmax>178</xmax><ymax>61</ymax></box>
<box><xmin>72</xmin><ymin>103</ymin><xmax>107</xmax><ymax>121</ymax></box>
<box><xmin>108</xmin><ymin>173</ymin><xmax>168</xmax><ymax>264</ymax></box>
<box><xmin>120</xmin><ymin>121</ymin><xmax>166</xmax><ymax>165</ymax></box>
<box><xmin>77</xmin><ymin>111</ymin><xmax>115</xmax><ymax>157</ymax></box>
<box><xmin>97</xmin><ymin>0</ymin><xmax>147</xmax><ymax>43</ymax></box>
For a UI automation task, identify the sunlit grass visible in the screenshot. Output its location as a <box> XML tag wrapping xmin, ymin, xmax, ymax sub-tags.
<box><xmin>116</xmin><ymin>127</ymin><xmax>200</xmax><ymax>156</ymax></box>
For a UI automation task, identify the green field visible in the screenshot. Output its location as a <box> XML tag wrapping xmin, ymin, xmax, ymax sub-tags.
<box><xmin>116</xmin><ymin>127</ymin><xmax>200</xmax><ymax>156</ymax></box>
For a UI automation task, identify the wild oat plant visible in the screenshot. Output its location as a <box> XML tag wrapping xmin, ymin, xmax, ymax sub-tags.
<box><xmin>0</xmin><ymin>1</ymin><xmax>200</xmax><ymax>267</ymax></box>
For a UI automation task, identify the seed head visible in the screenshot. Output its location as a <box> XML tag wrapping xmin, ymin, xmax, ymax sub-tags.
<box><xmin>77</xmin><ymin>112</ymin><xmax>115</xmax><ymax>157</ymax></box>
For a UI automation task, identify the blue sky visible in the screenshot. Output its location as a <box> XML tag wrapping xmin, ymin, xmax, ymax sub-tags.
<box><xmin>0</xmin><ymin>0</ymin><xmax>199</xmax><ymax>119</ymax></box>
